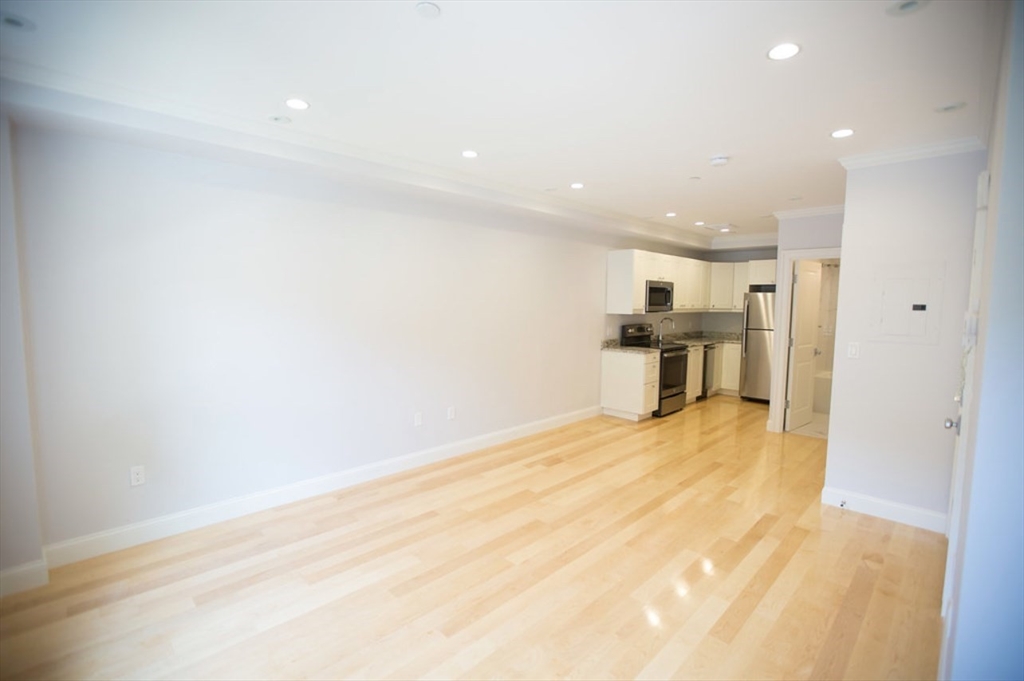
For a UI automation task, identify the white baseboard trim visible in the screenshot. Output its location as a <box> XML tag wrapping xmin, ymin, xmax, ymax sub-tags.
<box><xmin>44</xmin><ymin>406</ymin><xmax>602</xmax><ymax>568</ymax></box>
<box><xmin>821</xmin><ymin>486</ymin><xmax>947</xmax><ymax>533</ymax></box>
<box><xmin>0</xmin><ymin>559</ymin><xmax>49</xmax><ymax>597</ymax></box>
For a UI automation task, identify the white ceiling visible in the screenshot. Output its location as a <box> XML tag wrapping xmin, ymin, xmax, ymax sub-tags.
<box><xmin>0</xmin><ymin>0</ymin><xmax>1005</xmax><ymax>249</ymax></box>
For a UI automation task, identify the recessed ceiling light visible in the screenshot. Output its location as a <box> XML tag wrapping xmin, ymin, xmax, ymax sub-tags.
<box><xmin>886</xmin><ymin>0</ymin><xmax>930</xmax><ymax>16</ymax></box>
<box><xmin>416</xmin><ymin>2</ymin><xmax>442</xmax><ymax>19</ymax></box>
<box><xmin>767</xmin><ymin>43</ymin><xmax>800</xmax><ymax>61</ymax></box>
<box><xmin>544</xmin><ymin>187</ymin><xmax>558</xmax><ymax>192</ymax></box>
<box><xmin>665</xmin><ymin>212</ymin><xmax>677</xmax><ymax>218</ymax></box>
<box><xmin>0</xmin><ymin>12</ymin><xmax>35</xmax><ymax>31</ymax></box>
<box><xmin>461</xmin><ymin>150</ymin><xmax>478</xmax><ymax>158</ymax></box>
<box><xmin>269</xmin><ymin>115</ymin><xmax>292</xmax><ymax>124</ymax></box>
<box><xmin>831</xmin><ymin>128</ymin><xmax>854</xmax><ymax>139</ymax></box>
<box><xmin>710</xmin><ymin>155</ymin><xmax>729</xmax><ymax>166</ymax></box>
<box><xmin>570</xmin><ymin>182</ymin><xmax>584</xmax><ymax>189</ymax></box>
<box><xmin>688</xmin><ymin>176</ymin><xmax>702</xmax><ymax>181</ymax></box>
<box><xmin>719</xmin><ymin>227</ymin><xmax>731</xmax><ymax>233</ymax></box>
<box><xmin>935</xmin><ymin>101</ymin><xmax>967</xmax><ymax>113</ymax></box>
<box><xmin>694</xmin><ymin>221</ymin><xmax>705</xmax><ymax>226</ymax></box>
<box><xmin>285</xmin><ymin>98</ymin><xmax>310</xmax><ymax>111</ymax></box>
<box><xmin>789</xmin><ymin>196</ymin><xmax>803</xmax><ymax>201</ymax></box>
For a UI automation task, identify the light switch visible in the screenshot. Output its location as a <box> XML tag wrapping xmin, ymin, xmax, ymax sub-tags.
<box><xmin>847</xmin><ymin>342</ymin><xmax>860</xmax><ymax>359</ymax></box>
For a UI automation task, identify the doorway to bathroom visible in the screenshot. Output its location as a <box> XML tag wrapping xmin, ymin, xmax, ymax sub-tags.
<box><xmin>784</xmin><ymin>257</ymin><xmax>841</xmax><ymax>438</ymax></box>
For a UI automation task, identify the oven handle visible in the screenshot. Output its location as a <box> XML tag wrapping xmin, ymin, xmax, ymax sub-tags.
<box><xmin>663</xmin><ymin>350</ymin><xmax>687</xmax><ymax>358</ymax></box>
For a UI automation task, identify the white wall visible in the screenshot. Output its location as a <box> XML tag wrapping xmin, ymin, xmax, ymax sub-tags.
<box><xmin>777</xmin><ymin>211</ymin><xmax>843</xmax><ymax>251</ymax></box>
<box><xmin>947</xmin><ymin>3</ymin><xmax>1023</xmax><ymax>677</ymax></box>
<box><xmin>0</xmin><ymin>115</ymin><xmax>47</xmax><ymax>591</ymax></box>
<box><xmin>824</xmin><ymin>149</ymin><xmax>986</xmax><ymax>529</ymax></box>
<box><xmin>10</xmin><ymin>123</ymin><xmax>611</xmax><ymax>548</ymax></box>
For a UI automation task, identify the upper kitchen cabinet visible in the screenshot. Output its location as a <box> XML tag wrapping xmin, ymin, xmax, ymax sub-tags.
<box><xmin>732</xmin><ymin>261</ymin><xmax>749</xmax><ymax>310</ymax></box>
<box><xmin>673</xmin><ymin>258</ymin><xmax>709</xmax><ymax>311</ymax></box>
<box><xmin>606</xmin><ymin>249</ymin><xmax>677</xmax><ymax>314</ymax></box>
<box><xmin>606</xmin><ymin>250</ymin><xmax>647</xmax><ymax>313</ymax></box>
<box><xmin>748</xmin><ymin>259</ymin><xmax>777</xmax><ymax>286</ymax></box>
<box><xmin>708</xmin><ymin>262</ymin><xmax>734</xmax><ymax>310</ymax></box>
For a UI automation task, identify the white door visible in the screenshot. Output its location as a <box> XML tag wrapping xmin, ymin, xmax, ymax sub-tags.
<box><xmin>940</xmin><ymin>171</ymin><xmax>989</xmax><ymax>659</ymax></box>
<box><xmin>785</xmin><ymin>260</ymin><xmax>822</xmax><ymax>431</ymax></box>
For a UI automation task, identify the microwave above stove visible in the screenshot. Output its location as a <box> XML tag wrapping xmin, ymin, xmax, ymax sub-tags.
<box><xmin>645</xmin><ymin>280</ymin><xmax>673</xmax><ymax>312</ymax></box>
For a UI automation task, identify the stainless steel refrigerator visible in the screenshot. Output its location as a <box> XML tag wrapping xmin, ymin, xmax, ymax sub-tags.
<box><xmin>740</xmin><ymin>285</ymin><xmax>775</xmax><ymax>402</ymax></box>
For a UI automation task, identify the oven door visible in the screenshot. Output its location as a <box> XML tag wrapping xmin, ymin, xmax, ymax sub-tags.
<box><xmin>660</xmin><ymin>349</ymin><xmax>688</xmax><ymax>398</ymax></box>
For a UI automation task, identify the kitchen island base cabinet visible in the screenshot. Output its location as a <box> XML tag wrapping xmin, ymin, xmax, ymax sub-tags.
<box><xmin>721</xmin><ymin>342</ymin><xmax>742</xmax><ymax>394</ymax></box>
<box><xmin>601</xmin><ymin>350</ymin><xmax>660</xmax><ymax>421</ymax></box>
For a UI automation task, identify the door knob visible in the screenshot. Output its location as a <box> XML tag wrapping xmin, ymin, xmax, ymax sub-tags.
<box><xmin>944</xmin><ymin>417</ymin><xmax>961</xmax><ymax>434</ymax></box>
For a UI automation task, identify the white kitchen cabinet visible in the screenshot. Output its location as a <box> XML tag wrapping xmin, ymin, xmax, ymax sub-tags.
<box><xmin>721</xmin><ymin>342</ymin><xmax>742</xmax><ymax>393</ymax></box>
<box><xmin>605</xmin><ymin>250</ymin><xmax>647</xmax><ymax>314</ymax></box>
<box><xmin>601</xmin><ymin>349</ymin><xmax>660</xmax><ymax>421</ymax></box>
<box><xmin>643</xmin><ymin>251</ymin><xmax>675</xmax><ymax>282</ymax></box>
<box><xmin>606</xmin><ymin>249</ymin><xmax>683</xmax><ymax>314</ymax></box>
<box><xmin>711</xmin><ymin>344</ymin><xmax>724</xmax><ymax>393</ymax></box>
<box><xmin>676</xmin><ymin>258</ymin><xmax>710</xmax><ymax>310</ymax></box>
<box><xmin>708</xmin><ymin>262</ymin><xmax>734</xmax><ymax>310</ymax></box>
<box><xmin>685</xmin><ymin>346</ymin><xmax>704</xmax><ymax>404</ymax></box>
<box><xmin>732</xmin><ymin>261</ymin><xmax>749</xmax><ymax>311</ymax></box>
<box><xmin>748</xmin><ymin>259</ymin><xmax>777</xmax><ymax>285</ymax></box>
<box><xmin>695</xmin><ymin>260</ymin><xmax>710</xmax><ymax>309</ymax></box>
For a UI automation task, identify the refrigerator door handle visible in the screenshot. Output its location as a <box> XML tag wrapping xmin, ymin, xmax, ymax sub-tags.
<box><xmin>741</xmin><ymin>297</ymin><xmax>748</xmax><ymax>357</ymax></box>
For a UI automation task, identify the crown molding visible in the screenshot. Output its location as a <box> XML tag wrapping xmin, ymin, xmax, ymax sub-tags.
<box><xmin>839</xmin><ymin>138</ymin><xmax>986</xmax><ymax>170</ymax></box>
<box><xmin>773</xmin><ymin>205</ymin><xmax>845</xmax><ymax>220</ymax></box>
<box><xmin>0</xmin><ymin>76</ymin><xmax>715</xmax><ymax>251</ymax></box>
<box><xmin>710</xmin><ymin>232</ymin><xmax>778</xmax><ymax>251</ymax></box>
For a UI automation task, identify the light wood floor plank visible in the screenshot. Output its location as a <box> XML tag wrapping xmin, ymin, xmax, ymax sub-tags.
<box><xmin>0</xmin><ymin>397</ymin><xmax>946</xmax><ymax>680</ymax></box>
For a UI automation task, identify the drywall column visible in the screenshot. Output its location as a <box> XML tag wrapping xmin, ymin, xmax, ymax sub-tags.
<box><xmin>0</xmin><ymin>114</ymin><xmax>47</xmax><ymax>595</ymax></box>
<box><xmin>947</xmin><ymin>3</ymin><xmax>1024</xmax><ymax>678</ymax></box>
<box><xmin>824</xmin><ymin>147</ymin><xmax>986</xmax><ymax>531</ymax></box>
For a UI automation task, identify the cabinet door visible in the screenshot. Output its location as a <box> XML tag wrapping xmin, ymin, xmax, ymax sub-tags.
<box><xmin>712</xmin><ymin>345</ymin><xmax>724</xmax><ymax>391</ymax></box>
<box><xmin>686</xmin><ymin>348</ymin><xmax>704</xmax><ymax>402</ymax></box>
<box><xmin>709</xmin><ymin>262</ymin><xmax>734</xmax><ymax>309</ymax></box>
<box><xmin>748</xmin><ymin>259</ymin><xmax>777</xmax><ymax>285</ymax></box>
<box><xmin>601</xmin><ymin>351</ymin><xmax>657</xmax><ymax>414</ymax></box>
<box><xmin>732</xmin><ymin>261</ymin><xmax>749</xmax><ymax>310</ymax></box>
<box><xmin>644</xmin><ymin>252</ymin><xmax>673</xmax><ymax>282</ymax></box>
<box><xmin>722</xmin><ymin>343</ymin><xmax>741</xmax><ymax>391</ymax></box>
<box><xmin>606</xmin><ymin>250</ymin><xmax>643</xmax><ymax>314</ymax></box>
<box><xmin>696</xmin><ymin>261</ymin><xmax>711</xmax><ymax>309</ymax></box>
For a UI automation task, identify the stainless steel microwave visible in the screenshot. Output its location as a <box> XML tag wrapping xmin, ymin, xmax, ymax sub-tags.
<box><xmin>645</xmin><ymin>280</ymin><xmax>673</xmax><ymax>312</ymax></box>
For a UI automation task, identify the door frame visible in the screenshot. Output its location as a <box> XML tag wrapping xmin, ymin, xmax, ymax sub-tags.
<box><xmin>766</xmin><ymin>246</ymin><xmax>842</xmax><ymax>433</ymax></box>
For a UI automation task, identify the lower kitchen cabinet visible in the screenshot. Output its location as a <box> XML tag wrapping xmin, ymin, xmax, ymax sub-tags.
<box><xmin>721</xmin><ymin>342</ymin><xmax>741</xmax><ymax>393</ymax></box>
<box><xmin>601</xmin><ymin>349</ymin><xmax>660</xmax><ymax>421</ymax></box>
<box><xmin>685</xmin><ymin>346</ymin><xmax>704</xmax><ymax>404</ymax></box>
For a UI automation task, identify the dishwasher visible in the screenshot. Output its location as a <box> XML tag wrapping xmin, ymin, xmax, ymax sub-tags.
<box><xmin>701</xmin><ymin>343</ymin><xmax>719</xmax><ymax>400</ymax></box>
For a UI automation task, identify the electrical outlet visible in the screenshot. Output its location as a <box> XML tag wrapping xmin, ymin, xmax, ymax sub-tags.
<box><xmin>447</xmin><ymin>406</ymin><xmax>456</xmax><ymax>420</ymax></box>
<box><xmin>130</xmin><ymin>465</ymin><xmax>145</xmax><ymax>487</ymax></box>
<box><xmin>413</xmin><ymin>411</ymin><xmax>423</xmax><ymax>427</ymax></box>
<box><xmin>847</xmin><ymin>342</ymin><xmax>860</xmax><ymax>359</ymax></box>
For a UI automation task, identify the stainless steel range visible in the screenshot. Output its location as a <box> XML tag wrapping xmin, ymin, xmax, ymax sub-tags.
<box><xmin>620</xmin><ymin>323</ymin><xmax>688</xmax><ymax>417</ymax></box>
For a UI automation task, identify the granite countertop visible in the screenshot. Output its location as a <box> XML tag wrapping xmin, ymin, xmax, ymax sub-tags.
<box><xmin>602</xmin><ymin>331</ymin><xmax>741</xmax><ymax>350</ymax></box>
<box><xmin>600</xmin><ymin>345</ymin><xmax>661</xmax><ymax>355</ymax></box>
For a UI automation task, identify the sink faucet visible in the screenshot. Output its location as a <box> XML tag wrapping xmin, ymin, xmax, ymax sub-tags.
<box><xmin>659</xmin><ymin>317</ymin><xmax>675</xmax><ymax>344</ymax></box>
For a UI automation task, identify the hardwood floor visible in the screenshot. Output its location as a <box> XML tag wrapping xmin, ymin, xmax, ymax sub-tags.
<box><xmin>0</xmin><ymin>397</ymin><xmax>946</xmax><ymax>680</ymax></box>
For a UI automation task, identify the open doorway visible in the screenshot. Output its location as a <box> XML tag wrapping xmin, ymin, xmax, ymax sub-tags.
<box><xmin>784</xmin><ymin>257</ymin><xmax>840</xmax><ymax>438</ymax></box>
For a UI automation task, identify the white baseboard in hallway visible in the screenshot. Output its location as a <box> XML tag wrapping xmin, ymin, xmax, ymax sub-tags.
<box><xmin>821</xmin><ymin>486</ymin><xmax>947</xmax><ymax>533</ymax></box>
